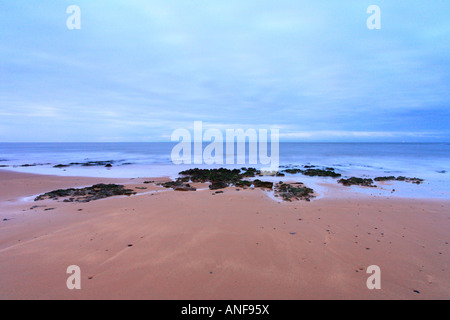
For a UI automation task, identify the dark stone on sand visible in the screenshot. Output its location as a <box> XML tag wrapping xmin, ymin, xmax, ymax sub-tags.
<box><xmin>34</xmin><ymin>184</ymin><xmax>136</xmax><ymax>203</ymax></box>
<box><xmin>180</xmin><ymin>168</ymin><xmax>242</xmax><ymax>183</ymax></box>
<box><xmin>209</xmin><ymin>181</ymin><xmax>229</xmax><ymax>190</ymax></box>
<box><xmin>253</xmin><ymin>180</ymin><xmax>274</xmax><ymax>189</ymax></box>
<box><xmin>302</xmin><ymin>168</ymin><xmax>341</xmax><ymax>178</ymax></box>
<box><xmin>174</xmin><ymin>184</ymin><xmax>196</xmax><ymax>191</ymax></box>
<box><xmin>235</xmin><ymin>180</ymin><xmax>252</xmax><ymax>188</ymax></box>
<box><xmin>275</xmin><ymin>182</ymin><xmax>315</xmax><ymax>202</ymax></box>
<box><xmin>281</xmin><ymin>167</ymin><xmax>340</xmax><ymax>177</ymax></box>
<box><xmin>30</xmin><ymin>205</ymin><xmax>46</xmax><ymax>210</ymax></box>
<box><xmin>338</xmin><ymin>177</ymin><xmax>376</xmax><ymax>187</ymax></box>
<box><xmin>159</xmin><ymin>178</ymin><xmax>196</xmax><ymax>191</ymax></box>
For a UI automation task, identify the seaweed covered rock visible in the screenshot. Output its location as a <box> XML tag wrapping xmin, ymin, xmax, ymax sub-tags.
<box><xmin>159</xmin><ymin>178</ymin><xmax>195</xmax><ymax>191</ymax></box>
<box><xmin>240</xmin><ymin>167</ymin><xmax>261</xmax><ymax>177</ymax></box>
<box><xmin>302</xmin><ymin>168</ymin><xmax>341</xmax><ymax>178</ymax></box>
<box><xmin>282</xmin><ymin>168</ymin><xmax>303</xmax><ymax>174</ymax></box>
<box><xmin>53</xmin><ymin>164</ymin><xmax>70</xmax><ymax>168</ymax></box>
<box><xmin>209</xmin><ymin>181</ymin><xmax>229</xmax><ymax>190</ymax></box>
<box><xmin>179</xmin><ymin>167</ymin><xmax>263</xmax><ymax>190</ymax></box>
<box><xmin>275</xmin><ymin>182</ymin><xmax>315</xmax><ymax>202</ymax></box>
<box><xmin>281</xmin><ymin>167</ymin><xmax>340</xmax><ymax>178</ymax></box>
<box><xmin>374</xmin><ymin>176</ymin><xmax>424</xmax><ymax>184</ymax></box>
<box><xmin>174</xmin><ymin>184</ymin><xmax>196</xmax><ymax>191</ymax></box>
<box><xmin>338</xmin><ymin>177</ymin><xmax>376</xmax><ymax>187</ymax></box>
<box><xmin>53</xmin><ymin>160</ymin><xmax>116</xmax><ymax>168</ymax></box>
<box><xmin>374</xmin><ymin>176</ymin><xmax>396</xmax><ymax>182</ymax></box>
<box><xmin>34</xmin><ymin>184</ymin><xmax>136</xmax><ymax>203</ymax></box>
<box><xmin>235</xmin><ymin>180</ymin><xmax>252</xmax><ymax>188</ymax></box>
<box><xmin>179</xmin><ymin>168</ymin><xmax>242</xmax><ymax>184</ymax></box>
<box><xmin>395</xmin><ymin>176</ymin><xmax>424</xmax><ymax>184</ymax></box>
<box><xmin>253</xmin><ymin>180</ymin><xmax>274</xmax><ymax>189</ymax></box>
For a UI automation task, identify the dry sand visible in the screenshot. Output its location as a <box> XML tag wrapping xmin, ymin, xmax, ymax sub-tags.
<box><xmin>0</xmin><ymin>170</ymin><xmax>448</xmax><ymax>299</ymax></box>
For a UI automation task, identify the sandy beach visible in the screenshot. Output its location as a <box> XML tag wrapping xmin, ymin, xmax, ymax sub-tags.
<box><xmin>0</xmin><ymin>169</ymin><xmax>448</xmax><ymax>300</ymax></box>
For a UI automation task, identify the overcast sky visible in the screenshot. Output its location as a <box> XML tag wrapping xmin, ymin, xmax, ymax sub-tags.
<box><xmin>0</xmin><ymin>1</ymin><xmax>449</xmax><ymax>142</ymax></box>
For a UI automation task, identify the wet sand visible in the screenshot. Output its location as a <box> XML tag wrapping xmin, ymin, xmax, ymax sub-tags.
<box><xmin>0</xmin><ymin>170</ymin><xmax>448</xmax><ymax>299</ymax></box>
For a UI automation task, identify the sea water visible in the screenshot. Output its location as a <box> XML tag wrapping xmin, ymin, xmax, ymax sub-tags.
<box><xmin>1</xmin><ymin>142</ymin><xmax>449</xmax><ymax>199</ymax></box>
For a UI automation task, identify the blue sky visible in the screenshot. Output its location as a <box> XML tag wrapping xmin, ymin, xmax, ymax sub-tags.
<box><xmin>0</xmin><ymin>0</ymin><xmax>448</xmax><ymax>142</ymax></box>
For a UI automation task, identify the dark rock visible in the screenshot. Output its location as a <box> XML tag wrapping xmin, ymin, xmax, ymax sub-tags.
<box><xmin>240</xmin><ymin>167</ymin><xmax>261</xmax><ymax>177</ymax></box>
<box><xmin>179</xmin><ymin>168</ymin><xmax>264</xmax><ymax>190</ymax></box>
<box><xmin>180</xmin><ymin>168</ymin><xmax>242</xmax><ymax>183</ymax></box>
<box><xmin>374</xmin><ymin>176</ymin><xmax>396</xmax><ymax>181</ymax></box>
<box><xmin>54</xmin><ymin>164</ymin><xmax>70</xmax><ymax>168</ymax></box>
<box><xmin>54</xmin><ymin>160</ymin><xmax>116</xmax><ymax>168</ymax></box>
<box><xmin>302</xmin><ymin>168</ymin><xmax>341</xmax><ymax>178</ymax></box>
<box><xmin>282</xmin><ymin>167</ymin><xmax>340</xmax><ymax>178</ymax></box>
<box><xmin>34</xmin><ymin>184</ymin><xmax>136</xmax><ymax>203</ymax></box>
<box><xmin>174</xmin><ymin>184</ymin><xmax>196</xmax><ymax>191</ymax></box>
<box><xmin>20</xmin><ymin>164</ymin><xmax>38</xmax><ymax>167</ymax></box>
<box><xmin>235</xmin><ymin>180</ymin><xmax>252</xmax><ymax>188</ymax></box>
<box><xmin>338</xmin><ymin>177</ymin><xmax>376</xmax><ymax>187</ymax></box>
<box><xmin>282</xmin><ymin>168</ymin><xmax>303</xmax><ymax>174</ymax></box>
<box><xmin>275</xmin><ymin>182</ymin><xmax>315</xmax><ymax>202</ymax></box>
<box><xmin>30</xmin><ymin>205</ymin><xmax>46</xmax><ymax>210</ymax></box>
<box><xmin>209</xmin><ymin>181</ymin><xmax>229</xmax><ymax>190</ymax></box>
<box><xmin>374</xmin><ymin>176</ymin><xmax>423</xmax><ymax>184</ymax></box>
<box><xmin>395</xmin><ymin>176</ymin><xmax>423</xmax><ymax>184</ymax></box>
<box><xmin>160</xmin><ymin>180</ymin><xmax>182</xmax><ymax>188</ymax></box>
<box><xmin>253</xmin><ymin>180</ymin><xmax>274</xmax><ymax>189</ymax></box>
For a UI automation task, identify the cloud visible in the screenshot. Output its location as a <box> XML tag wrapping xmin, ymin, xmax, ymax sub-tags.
<box><xmin>0</xmin><ymin>0</ymin><xmax>448</xmax><ymax>142</ymax></box>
